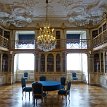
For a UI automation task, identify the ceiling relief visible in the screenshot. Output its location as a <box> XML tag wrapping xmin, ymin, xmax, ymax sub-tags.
<box><xmin>0</xmin><ymin>0</ymin><xmax>107</xmax><ymax>28</ymax></box>
<box><xmin>0</xmin><ymin>2</ymin><xmax>33</xmax><ymax>27</ymax></box>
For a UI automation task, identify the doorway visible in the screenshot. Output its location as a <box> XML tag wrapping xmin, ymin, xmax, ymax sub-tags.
<box><xmin>67</xmin><ymin>53</ymin><xmax>88</xmax><ymax>83</ymax></box>
<box><xmin>14</xmin><ymin>53</ymin><xmax>35</xmax><ymax>82</ymax></box>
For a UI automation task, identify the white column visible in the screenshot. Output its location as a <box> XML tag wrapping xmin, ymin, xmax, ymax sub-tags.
<box><xmin>104</xmin><ymin>51</ymin><xmax>106</xmax><ymax>73</ymax></box>
<box><xmin>0</xmin><ymin>54</ymin><xmax>2</xmax><ymax>72</ymax></box>
<box><xmin>38</xmin><ymin>54</ymin><xmax>41</xmax><ymax>72</ymax></box>
<box><xmin>60</xmin><ymin>53</ymin><xmax>62</xmax><ymax>72</ymax></box>
<box><xmin>45</xmin><ymin>54</ymin><xmax>47</xmax><ymax>72</ymax></box>
<box><xmin>54</xmin><ymin>53</ymin><xmax>56</xmax><ymax>72</ymax></box>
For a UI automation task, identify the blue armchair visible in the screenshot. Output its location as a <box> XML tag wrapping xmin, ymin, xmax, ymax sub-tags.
<box><xmin>72</xmin><ymin>72</ymin><xmax>78</xmax><ymax>80</ymax></box>
<box><xmin>39</xmin><ymin>75</ymin><xmax>46</xmax><ymax>81</ymax></box>
<box><xmin>21</xmin><ymin>78</ymin><xmax>32</xmax><ymax>100</ymax></box>
<box><xmin>60</xmin><ymin>77</ymin><xmax>66</xmax><ymax>89</ymax></box>
<box><xmin>23</xmin><ymin>72</ymin><xmax>28</xmax><ymax>81</ymax></box>
<box><xmin>32</xmin><ymin>82</ymin><xmax>47</xmax><ymax>106</ymax></box>
<box><xmin>58</xmin><ymin>81</ymin><xmax>71</xmax><ymax>104</ymax></box>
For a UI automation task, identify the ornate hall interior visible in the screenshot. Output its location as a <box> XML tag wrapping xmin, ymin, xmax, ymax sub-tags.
<box><xmin>0</xmin><ymin>0</ymin><xmax>107</xmax><ymax>107</ymax></box>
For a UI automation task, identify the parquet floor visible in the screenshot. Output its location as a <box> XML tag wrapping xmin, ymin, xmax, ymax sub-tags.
<box><xmin>0</xmin><ymin>83</ymin><xmax>107</xmax><ymax>107</ymax></box>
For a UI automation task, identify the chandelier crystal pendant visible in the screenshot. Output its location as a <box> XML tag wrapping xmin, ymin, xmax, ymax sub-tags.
<box><xmin>36</xmin><ymin>0</ymin><xmax>56</xmax><ymax>52</ymax></box>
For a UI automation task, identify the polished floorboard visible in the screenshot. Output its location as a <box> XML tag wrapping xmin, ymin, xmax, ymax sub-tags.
<box><xmin>0</xmin><ymin>83</ymin><xmax>107</xmax><ymax>107</ymax></box>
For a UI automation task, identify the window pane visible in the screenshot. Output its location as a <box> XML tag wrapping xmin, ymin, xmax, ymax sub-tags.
<box><xmin>18</xmin><ymin>54</ymin><xmax>34</xmax><ymax>70</ymax></box>
<box><xmin>67</xmin><ymin>53</ymin><xmax>81</xmax><ymax>70</ymax></box>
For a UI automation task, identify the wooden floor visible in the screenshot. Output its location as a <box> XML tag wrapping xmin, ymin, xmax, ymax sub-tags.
<box><xmin>0</xmin><ymin>83</ymin><xmax>107</xmax><ymax>107</ymax></box>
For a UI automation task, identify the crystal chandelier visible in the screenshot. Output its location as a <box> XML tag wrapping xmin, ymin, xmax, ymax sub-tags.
<box><xmin>36</xmin><ymin>0</ymin><xmax>56</xmax><ymax>52</ymax></box>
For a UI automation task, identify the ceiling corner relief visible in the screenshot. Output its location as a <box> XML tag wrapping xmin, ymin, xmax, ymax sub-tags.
<box><xmin>63</xmin><ymin>0</ymin><xmax>107</xmax><ymax>27</ymax></box>
<box><xmin>0</xmin><ymin>1</ymin><xmax>35</xmax><ymax>27</ymax></box>
<box><xmin>0</xmin><ymin>0</ymin><xmax>107</xmax><ymax>28</ymax></box>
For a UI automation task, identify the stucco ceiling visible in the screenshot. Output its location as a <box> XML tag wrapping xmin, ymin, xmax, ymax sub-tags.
<box><xmin>0</xmin><ymin>0</ymin><xmax>107</xmax><ymax>28</ymax></box>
